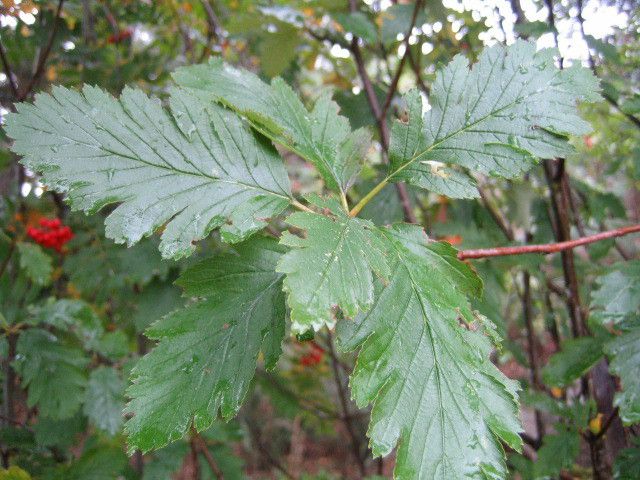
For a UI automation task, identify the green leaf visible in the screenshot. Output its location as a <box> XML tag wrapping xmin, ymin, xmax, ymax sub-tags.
<box><xmin>513</xmin><ymin>21</ymin><xmax>556</xmax><ymax>39</ymax></box>
<box><xmin>334</xmin><ymin>12</ymin><xmax>378</xmax><ymax>44</ymax></box>
<box><xmin>258</xmin><ymin>24</ymin><xmax>299</xmax><ymax>78</ymax></box>
<box><xmin>28</xmin><ymin>298</ymin><xmax>104</xmax><ymax>350</ymax></box>
<box><xmin>591</xmin><ymin>261</ymin><xmax>640</xmax><ymax>324</ymax></box>
<box><xmin>16</xmin><ymin>242</ymin><xmax>52</xmax><ymax>287</ymax></box>
<box><xmin>533</xmin><ymin>429</ymin><xmax>580</xmax><ymax>479</ymax></box>
<box><xmin>614</xmin><ymin>438</ymin><xmax>640</xmax><ymax>480</ymax></box>
<box><xmin>5</xmin><ymin>86</ymin><xmax>292</xmax><ymax>259</ymax></box>
<box><xmin>0</xmin><ymin>467</ymin><xmax>31</xmax><ymax>480</ymax></box>
<box><xmin>605</xmin><ymin>327</ymin><xmax>640</xmax><ymax>425</ymax></box>
<box><xmin>132</xmin><ymin>279</ymin><xmax>184</xmax><ymax>332</ymax></box>
<box><xmin>84</xmin><ymin>367</ymin><xmax>125</xmax><ymax>435</ymax></box>
<box><xmin>277</xmin><ymin>196</ymin><xmax>390</xmax><ymax>334</ymax></box>
<box><xmin>585</xmin><ymin>35</ymin><xmax>621</xmax><ymax>65</ymax></box>
<box><xmin>33</xmin><ymin>416</ymin><xmax>84</xmax><ymax>449</ymax></box>
<box><xmin>621</xmin><ymin>94</ymin><xmax>640</xmax><ymax>115</ymax></box>
<box><xmin>13</xmin><ymin>329</ymin><xmax>88</xmax><ymax>419</ymax></box>
<box><xmin>388</xmin><ymin>41</ymin><xmax>600</xmax><ymax>194</ymax></box>
<box><xmin>390</xmin><ymin>89</ymin><xmax>479</xmax><ymax>198</ymax></box>
<box><xmin>337</xmin><ymin>224</ymin><xmax>521</xmax><ymax>479</ymax></box>
<box><xmin>380</xmin><ymin>4</ymin><xmax>427</xmax><ymax>46</ymax></box>
<box><xmin>542</xmin><ymin>336</ymin><xmax>605</xmax><ymax>387</ymax></box>
<box><xmin>65</xmin><ymin>444</ymin><xmax>129</xmax><ymax>480</ymax></box>
<box><xmin>125</xmin><ymin>237</ymin><xmax>286</xmax><ymax>452</ymax></box>
<box><xmin>173</xmin><ymin>59</ymin><xmax>371</xmax><ymax>195</ymax></box>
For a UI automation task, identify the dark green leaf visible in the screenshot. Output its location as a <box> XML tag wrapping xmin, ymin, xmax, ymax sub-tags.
<box><xmin>13</xmin><ymin>329</ymin><xmax>88</xmax><ymax>419</ymax></box>
<box><xmin>125</xmin><ymin>237</ymin><xmax>286</xmax><ymax>452</ymax></box>
<box><xmin>542</xmin><ymin>336</ymin><xmax>605</xmax><ymax>387</ymax></box>
<box><xmin>277</xmin><ymin>196</ymin><xmax>390</xmax><ymax>333</ymax></box>
<box><xmin>337</xmin><ymin>224</ymin><xmax>521</xmax><ymax>478</ymax></box>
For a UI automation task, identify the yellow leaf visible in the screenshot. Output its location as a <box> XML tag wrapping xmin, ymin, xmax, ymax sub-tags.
<box><xmin>46</xmin><ymin>65</ymin><xmax>57</xmax><ymax>82</ymax></box>
<box><xmin>0</xmin><ymin>466</ymin><xmax>32</xmax><ymax>480</ymax></box>
<box><xmin>550</xmin><ymin>386</ymin><xmax>563</xmax><ymax>398</ymax></box>
<box><xmin>589</xmin><ymin>413</ymin><xmax>603</xmax><ymax>435</ymax></box>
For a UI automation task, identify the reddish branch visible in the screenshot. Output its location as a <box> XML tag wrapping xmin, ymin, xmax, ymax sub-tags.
<box><xmin>458</xmin><ymin>224</ymin><xmax>640</xmax><ymax>260</ymax></box>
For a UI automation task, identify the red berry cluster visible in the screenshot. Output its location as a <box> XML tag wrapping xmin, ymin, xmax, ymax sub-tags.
<box><xmin>107</xmin><ymin>28</ymin><xmax>132</xmax><ymax>45</ymax></box>
<box><xmin>300</xmin><ymin>342</ymin><xmax>325</xmax><ymax>367</ymax></box>
<box><xmin>27</xmin><ymin>218</ymin><xmax>73</xmax><ymax>252</ymax></box>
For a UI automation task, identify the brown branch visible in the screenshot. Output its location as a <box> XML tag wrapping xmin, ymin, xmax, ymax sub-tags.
<box><xmin>325</xmin><ymin>330</ymin><xmax>366</xmax><ymax>477</ymax></box>
<box><xmin>347</xmin><ymin>0</ymin><xmax>417</xmax><ymax>224</ymax></box>
<box><xmin>19</xmin><ymin>0</ymin><xmax>65</xmax><ymax>101</ymax></box>
<box><xmin>193</xmin><ymin>433</ymin><xmax>224</xmax><ymax>480</ymax></box>
<box><xmin>379</xmin><ymin>0</ymin><xmax>423</xmax><ymax>119</ymax></box>
<box><xmin>0</xmin><ymin>238</ymin><xmax>16</xmax><ymax>280</ymax></box>
<box><xmin>0</xmin><ymin>39</ymin><xmax>18</xmax><ymax>98</ymax></box>
<box><xmin>458</xmin><ymin>224</ymin><xmax>640</xmax><ymax>260</ymax></box>
<box><xmin>477</xmin><ymin>185</ymin><xmax>514</xmax><ymax>241</ymax></box>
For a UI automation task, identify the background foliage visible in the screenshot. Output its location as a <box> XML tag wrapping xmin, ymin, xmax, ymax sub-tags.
<box><xmin>0</xmin><ymin>0</ymin><xmax>639</xmax><ymax>478</ymax></box>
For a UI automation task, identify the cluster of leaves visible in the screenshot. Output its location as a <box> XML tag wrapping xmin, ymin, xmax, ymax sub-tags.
<box><xmin>1</xmin><ymin>1</ymin><xmax>640</xmax><ymax>479</ymax></box>
<box><xmin>4</xmin><ymin>34</ymin><xmax>606</xmax><ymax>477</ymax></box>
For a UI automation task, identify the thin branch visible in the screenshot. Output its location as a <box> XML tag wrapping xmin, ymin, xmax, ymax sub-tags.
<box><xmin>347</xmin><ymin>0</ymin><xmax>417</xmax><ymax>223</ymax></box>
<box><xmin>458</xmin><ymin>224</ymin><xmax>640</xmax><ymax>260</ymax></box>
<box><xmin>326</xmin><ymin>330</ymin><xmax>366</xmax><ymax>477</ymax></box>
<box><xmin>19</xmin><ymin>0</ymin><xmax>65</xmax><ymax>101</ymax></box>
<box><xmin>594</xmin><ymin>407</ymin><xmax>620</xmax><ymax>440</ymax></box>
<box><xmin>477</xmin><ymin>184</ymin><xmax>514</xmax><ymax>241</ymax></box>
<box><xmin>0</xmin><ymin>39</ymin><xmax>19</xmax><ymax>98</ymax></box>
<box><xmin>379</xmin><ymin>0</ymin><xmax>423</xmax><ymax>119</ymax></box>
<box><xmin>193</xmin><ymin>433</ymin><xmax>224</xmax><ymax>480</ymax></box>
<box><xmin>0</xmin><ymin>238</ymin><xmax>16</xmax><ymax>280</ymax></box>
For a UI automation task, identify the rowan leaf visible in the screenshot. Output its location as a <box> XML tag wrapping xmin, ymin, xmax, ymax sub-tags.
<box><xmin>125</xmin><ymin>237</ymin><xmax>286</xmax><ymax>452</ymax></box>
<box><xmin>605</xmin><ymin>327</ymin><xmax>640</xmax><ymax>425</ymax></box>
<box><xmin>390</xmin><ymin>89</ymin><xmax>478</xmax><ymax>199</ymax></box>
<box><xmin>388</xmin><ymin>40</ymin><xmax>600</xmax><ymax>195</ymax></box>
<box><xmin>13</xmin><ymin>329</ymin><xmax>89</xmax><ymax>419</ymax></box>
<box><xmin>84</xmin><ymin>367</ymin><xmax>125</xmax><ymax>436</ymax></box>
<box><xmin>5</xmin><ymin>86</ymin><xmax>292</xmax><ymax>259</ymax></box>
<box><xmin>173</xmin><ymin>59</ymin><xmax>371</xmax><ymax>194</ymax></box>
<box><xmin>337</xmin><ymin>224</ymin><xmax>522</xmax><ymax>479</ymax></box>
<box><xmin>542</xmin><ymin>336</ymin><xmax>605</xmax><ymax>387</ymax></box>
<box><xmin>277</xmin><ymin>196</ymin><xmax>390</xmax><ymax>334</ymax></box>
<box><xmin>591</xmin><ymin>260</ymin><xmax>640</xmax><ymax>324</ymax></box>
<box><xmin>16</xmin><ymin>242</ymin><xmax>52</xmax><ymax>286</ymax></box>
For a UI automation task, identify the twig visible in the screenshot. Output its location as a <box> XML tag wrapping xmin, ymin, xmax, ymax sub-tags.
<box><xmin>0</xmin><ymin>239</ymin><xmax>16</xmax><ymax>280</ymax></box>
<box><xmin>477</xmin><ymin>185</ymin><xmax>514</xmax><ymax>241</ymax></box>
<box><xmin>326</xmin><ymin>330</ymin><xmax>366</xmax><ymax>477</ymax></box>
<box><xmin>347</xmin><ymin>0</ymin><xmax>417</xmax><ymax>224</ymax></box>
<box><xmin>594</xmin><ymin>407</ymin><xmax>619</xmax><ymax>440</ymax></box>
<box><xmin>246</xmin><ymin>421</ymin><xmax>296</xmax><ymax>480</ymax></box>
<box><xmin>458</xmin><ymin>224</ymin><xmax>640</xmax><ymax>260</ymax></box>
<box><xmin>379</xmin><ymin>0</ymin><xmax>423</xmax><ymax>120</ymax></box>
<box><xmin>522</xmin><ymin>270</ymin><xmax>545</xmax><ymax>441</ymax></box>
<box><xmin>19</xmin><ymin>0</ymin><xmax>65</xmax><ymax>101</ymax></box>
<box><xmin>0</xmin><ymin>39</ymin><xmax>18</xmax><ymax>98</ymax></box>
<box><xmin>575</xmin><ymin>0</ymin><xmax>640</xmax><ymax>131</ymax></box>
<box><xmin>193</xmin><ymin>433</ymin><xmax>224</xmax><ymax>480</ymax></box>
